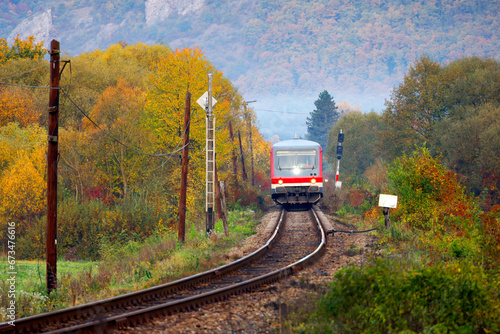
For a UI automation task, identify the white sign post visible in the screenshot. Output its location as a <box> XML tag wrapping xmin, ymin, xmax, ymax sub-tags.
<box><xmin>197</xmin><ymin>91</ymin><xmax>217</xmax><ymax>110</ymax></box>
<box><xmin>378</xmin><ymin>194</ymin><xmax>398</xmax><ymax>208</ymax></box>
<box><xmin>378</xmin><ymin>194</ymin><xmax>398</xmax><ymax>229</ymax></box>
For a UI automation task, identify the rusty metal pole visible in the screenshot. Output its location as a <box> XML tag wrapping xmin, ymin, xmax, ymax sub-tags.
<box><xmin>47</xmin><ymin>40</ymin><xmax>60</xmax><ymax>294</ymax></box>
<box><xmin>178</xmin><ymin>91</ymin><xmax>191</xmax><ymax>243</ymax></box>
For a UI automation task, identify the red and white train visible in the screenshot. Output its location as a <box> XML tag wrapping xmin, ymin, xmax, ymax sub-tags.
<box><xmin>270</xmin><ymin>139</ymin><xmax>323</xmax><ymax>206</ymax></box>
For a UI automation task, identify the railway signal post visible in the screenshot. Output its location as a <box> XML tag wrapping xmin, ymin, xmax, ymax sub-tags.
<box><xmin>197</xmin><ymin>74</ymin><xmax>217</xmax><ymax>234</ymax></box>
<box><xmin>335</xmin><ymin>129</ymin><xmax>344</xmax><ymax>190</ymax></box>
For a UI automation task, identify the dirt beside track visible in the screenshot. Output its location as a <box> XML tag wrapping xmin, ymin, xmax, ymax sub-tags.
<box><xmin>116</xmin><ymin>207</ymin><xmax>374</xmax><ymax>333</ymax></box>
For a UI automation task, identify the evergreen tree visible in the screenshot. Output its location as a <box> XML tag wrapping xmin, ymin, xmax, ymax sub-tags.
<box><xmin>306</xmin><ymin>90</ymin><xmax>339</xmax><ymax>149</ymax></box>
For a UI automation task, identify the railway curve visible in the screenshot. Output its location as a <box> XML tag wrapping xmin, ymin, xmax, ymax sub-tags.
<box><xmin>0</xmin><ymin>206</ymin><xmax>328</xmax><ymax>334</ymax></box>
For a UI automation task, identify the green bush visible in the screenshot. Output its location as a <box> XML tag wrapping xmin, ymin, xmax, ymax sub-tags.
<box><xmin>311</xmin><ymin>259</ymin><xmax>500</xmax><ymax>333</ymax></box>
<box><xmin>56</xmin><ymin>195</ymin><xmax>176</xmax><ymax>260</ymax></box>
<box><xmin>15</xmin><ymin>216</ymin><xmax>45</xmax><ymax>260</ymax></box>
<box><xmin>387</xmin><ymin>146</ymin><xmax>475</xmax><ymax>231</ymax></box>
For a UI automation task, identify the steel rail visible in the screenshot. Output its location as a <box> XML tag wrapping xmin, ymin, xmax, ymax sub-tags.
<box><xmin>1</xmin><ymin>207</ymin><xmax>328</xmax><ymax>334</ymax></box>
<box><xmin>0</xmin><ymin>209</ymin><xmax>285</xmax><ymax>334</ymax></box>
<box><xmin>55</xmin><ymin>207</ymin><xmax>327</xmax><ymax>333</ymax></box>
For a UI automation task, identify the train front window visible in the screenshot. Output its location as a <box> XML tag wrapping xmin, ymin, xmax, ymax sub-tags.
<box><xmin>276</xmin><ymin>150</ymin><xmax>317</xmax><ymax>170</ymax></box>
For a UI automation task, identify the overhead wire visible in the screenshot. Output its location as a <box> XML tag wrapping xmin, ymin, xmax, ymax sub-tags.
<box><xmin>0</xmin><ymin>82</ymin><xmax>58</xmax><ymax>89</ymax></box>
<box><xmin>144</xmin><ymin>117</ymin><xmax>193</xmax><ymax>174</ymax></box>
<box><xmin>0</xmin><ymin>64</ymin><xmax>47</xmax><ymax>81</ymax></box>
<box><xmin>255</xmin><ymin>108</ymin><xmax>308</xmax><ymax>115</ymax></box>
<box><xmin>61</xmin><ymin>88</ymin><xmax>189</xmax><ymax>158</ymax></box>
<box><xmin>0</xmin><ymin>61</ymin><xmax>194</xmax><ymax>169</ymax></box>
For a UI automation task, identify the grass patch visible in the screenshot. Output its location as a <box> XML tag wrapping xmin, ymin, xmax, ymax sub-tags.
<box><xmin>0</xmin><ymin>259</ymin><xmax>96</xmax><ymax>292</ymax></box>
<box><xmin>282</xmin><ymin>210</ymin><xmax>500</xmax><ymax>333</ymax></box>
<box><xmin>0</xmin><ymin>206</ymin><xmax>261</xmax><ymax>322</ymax></box>
<box><xmin>0</xmin><ymin>259</ymin><xmax>98</xmax><ymax>319</ymax></box>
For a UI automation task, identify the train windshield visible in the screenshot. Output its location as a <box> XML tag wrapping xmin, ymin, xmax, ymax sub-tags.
<box><xmin>275</xmin><ymin>150</ymin><xmax>317</xmax><ymax>170</ymax></box>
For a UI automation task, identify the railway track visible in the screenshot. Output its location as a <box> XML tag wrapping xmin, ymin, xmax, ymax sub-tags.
<box><xmin>0</xmin><ymin>206</ymin><xmax>328</xmax><ymax>334</ymax></box>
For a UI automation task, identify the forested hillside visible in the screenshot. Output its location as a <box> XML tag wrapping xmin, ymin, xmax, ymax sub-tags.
<box><xmin>1</xmin><ymin>35</ymin><xmax>500</xmax><ymax>331</ymax></box>
<box><xmin>1</xmin><ymin>0</ymin><xmax>498</xmax><ymax>119</ymax></box>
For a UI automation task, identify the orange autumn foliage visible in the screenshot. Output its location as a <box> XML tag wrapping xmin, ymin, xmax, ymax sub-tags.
<box><xmin>0</xmin><ymin>150</ymin><xmax>45</xmax><ymax>223</ymax></box>
<box><xmin>0</xmin><ymin>123</ymin><xmax>45</xmax><ymax>226</ymax></box>
<box><xmin>0</xmin><ymin>87</ymin><xmax>38</xmax><ymax>126</ymax></box>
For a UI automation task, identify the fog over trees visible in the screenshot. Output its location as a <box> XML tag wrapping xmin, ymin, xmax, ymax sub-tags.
<box><xmin>1</xmin><ymin>0</ymin><xmax>498</xmax><ymax>139</ymax></box>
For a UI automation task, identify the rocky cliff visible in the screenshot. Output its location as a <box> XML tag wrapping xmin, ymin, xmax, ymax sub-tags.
<box><xmin>8</xmin><ymin>9</ymin><xmax>52</xmax><ymax>46</ymax></box>
<box><xmin>145</xmin><ymin>0</ymin><xmax>204</xmax><ymax>26</ymax></box>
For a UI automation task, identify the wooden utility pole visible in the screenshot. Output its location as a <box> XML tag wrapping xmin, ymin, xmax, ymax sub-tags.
<box><xmin>219</xmin><ymin>181</ymin><xmax>228</xmax><ymax>236</ymax></box>
<box><xmin>228</xmin><ymin>121</ymin><xmax>238</xmax><ymax>187</ymax></box>
<box><xmin>383</xmin><ymin>207</ymin><xmax>391</xmax><ymax>229</ymax></box>
<box><xmin>214</xmin><ymin>164</ymin><xmax>228</xmax><ymax>236</ymax></box>
<box><xmin>215</xmin><ymin>163</ymin><xmax>222</xmax><ymax>219</ymax></box>
<box><xmin>47</xmin><ymin>40</ymin><xmax>60</xmax><ymax>294</ymax></box>
<box><xmin>244</xmin><ymin>100</ymin><xmax>256</xmax><ymax>186</ymax></box>
<box><xmin>238</xmin><ymin>130</ymin><xmax>247</xmax><ymax>181</ymax></box>
<box><xmin>178</xmin><ymin>91</ymin><xmax>191</xmax><ymax>243</ymax></box>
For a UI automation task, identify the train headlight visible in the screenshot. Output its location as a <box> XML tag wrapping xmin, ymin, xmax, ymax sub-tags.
<box><xmin>278</xmin><ymin>179</ymin><xmax>283</xmax><ymax>185</ymax></box>
<box><xmin>293</xmin><ymin>167</ymin><xmax>301</xmax><ymax>175</ymax></box>
<box><xmin>310</xmin><ymin>178</ymin><xmax>316</xmax><ymax>184</ymax></box>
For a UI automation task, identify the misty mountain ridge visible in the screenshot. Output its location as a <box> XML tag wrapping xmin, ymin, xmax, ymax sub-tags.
<box><xmin>2</xmin><ymin>0</ymin><xmax>499</xmax><ymax>140</ymax></box>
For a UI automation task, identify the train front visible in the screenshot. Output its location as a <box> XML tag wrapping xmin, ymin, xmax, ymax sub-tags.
<box><xmin>270</xmin><ymin>139</ymin><xmax>323</xmax><ymax>206</ymax></box>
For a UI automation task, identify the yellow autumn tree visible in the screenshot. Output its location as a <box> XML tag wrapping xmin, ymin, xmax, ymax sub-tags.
<box><xmin>0</xmin><ymin>149</ymin><xmax>45</xmax><ymax>220</ymax></box>
<box><xmin>0</xmin><ymin>86</ymin><xmax>38</xmax><ymax>126</ymax></box>
<box><xmin>0</xmin><ymin>123</ymin><xmax>46</xmax><ymax>226</ymax></box>
<box><xmin>60</xmin><ymin>42</ymin><xmax>172</xmax><ymax>127</ymax></box>
<box><xmin>59</xmin><ymin>128</ymin><xmax>101</xmax><ymax>201</ymax></box>
<box><xmin>0</xmin><ymin>35</ymin><xmax>45</xmax><ymax>64</ymax></box>
<box><xmin>0</xmin><ymin>39</ymin><xmax>8</xmax><ymax>64</ymax></box>
<box><xmin>84</xmin><ymin>78</ymin><xmax>149</xmax><ymax>199</ymax></box>
<box><xmin>251</xmin><ymin>121</ymin><xmax>272</xmax><ymax>187</ymax></box>
<box><xmin>228</xmin><ymin>107</ymin><xmax>272</xmax><ymax>205</ymax></box>
<box><xmin>0</xmin><ymin>122</ymin><xmax>45</xmax><ymax>173</ymax></box>
<box><xmin>146</xmin><ymin>48</ymin><xmax>244</xmax><ymax>223</ymax></box>
<box><xmin>0</xmin><ymin>36</ymin><xmax>48</xmax><ymax>128</ymax></box>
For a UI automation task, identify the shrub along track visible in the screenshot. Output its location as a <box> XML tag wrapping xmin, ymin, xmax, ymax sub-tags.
<box><xmin>0</xmin><ymin>207</ymin><xmax>329</xmax><ymax>334</ymax></box>
<box><xmin>130</xmin><ymin>209</ymin><xmax>375</xmax><ymax>333</ymax></box>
